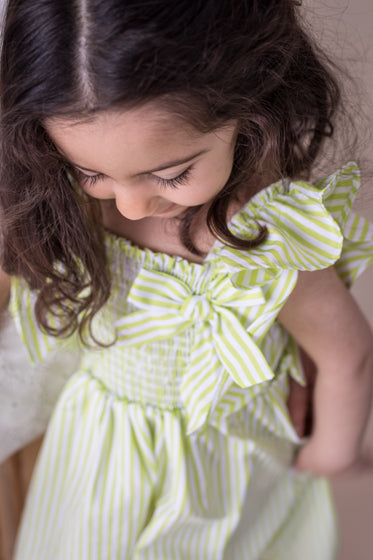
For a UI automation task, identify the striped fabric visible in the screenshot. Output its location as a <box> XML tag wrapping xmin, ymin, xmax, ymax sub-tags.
<box><xmin>12</xmin><ymin>162</ymin><xmax>373</xmax><ymax>559</ymax></box>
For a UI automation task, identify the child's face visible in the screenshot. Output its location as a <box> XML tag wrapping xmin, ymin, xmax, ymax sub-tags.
<box><xmin>46</xmin><ymin>104</ymin><xmax>238</xmax><ymax>220</ymax></box>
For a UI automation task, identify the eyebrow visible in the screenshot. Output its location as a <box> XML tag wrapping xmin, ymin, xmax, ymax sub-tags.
<box><xmin>69</xmin><ymin>149</ymin><xmax>209</xmax><ymax>176</ymax></box>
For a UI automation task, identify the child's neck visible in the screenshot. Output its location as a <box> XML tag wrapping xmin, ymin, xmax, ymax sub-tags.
<box><xmin>100</xmin><ymin>199</ymin><xmax>213</xmax><ymax>263</ymax></box>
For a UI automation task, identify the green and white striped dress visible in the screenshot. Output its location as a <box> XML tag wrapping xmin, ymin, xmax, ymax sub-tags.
<box><xmin>11</xmin><ymin>163</ymin><xmax>373</xmax><ymax>559</ymax></box>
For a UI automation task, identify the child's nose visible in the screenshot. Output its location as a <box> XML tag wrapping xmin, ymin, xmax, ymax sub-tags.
<box><xmin>114</xmin><ymin>188</ymin><xmax>156</xmax><ymax>220</ymax></box>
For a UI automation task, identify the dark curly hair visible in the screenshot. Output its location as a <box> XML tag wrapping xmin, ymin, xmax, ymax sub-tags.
<box><xmin>0</xmin><ymin>0</ymin><xmax>341</xmax><ymax>343</ymax></box>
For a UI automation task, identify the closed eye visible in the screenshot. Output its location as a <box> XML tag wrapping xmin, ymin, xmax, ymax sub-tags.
<box><xmin>74</xmin><ymin>168</ymin><xmax>105</xmax><ymax>187</ymax></box>
<box><xmin>73</xmin><ymin>166</ymin><xmax>192</xmax><ymax>190</ymax></box>
<box><xmin>153</xmin><ymin>167</ymin><xmax>192</xmax><ymax>190</ymax></box>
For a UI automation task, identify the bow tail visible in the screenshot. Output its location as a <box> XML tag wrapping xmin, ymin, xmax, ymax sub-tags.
<box><xmin>213</xmin><ymin>308</ymin><xmax>275</xmax><ymax>388</ymax></box>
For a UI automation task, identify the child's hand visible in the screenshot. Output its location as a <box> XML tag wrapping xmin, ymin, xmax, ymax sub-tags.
<box><xmin>295</xmin><ymin>440</ymin><xmax>373</xmax><ymax>477</ymax></box>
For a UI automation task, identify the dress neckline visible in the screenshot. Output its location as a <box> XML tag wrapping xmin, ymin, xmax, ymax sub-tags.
<box><xmin>104</xmin><ymin>228</ymin><xmax>213</xmax><ymax>270</ymax></box>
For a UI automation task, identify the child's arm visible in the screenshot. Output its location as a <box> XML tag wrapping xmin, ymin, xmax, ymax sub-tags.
<box><xmin>0</xmin><ymin>267</ymin><xmax>11</xmax><ymax>312</ymax></box>
<box><xmin>277</xmin><ymin>266</ymin><xmax>373</xmax><ymax>476</ymax></box>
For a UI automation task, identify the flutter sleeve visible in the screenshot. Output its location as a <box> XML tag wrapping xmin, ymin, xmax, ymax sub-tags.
<box><xmin>9</xmin><ymin>276</ymin><xmax>81</xmax><ymax>363</ymax></box>
<box><xmin>211</xmin><ymin>161</ymin><xmax>373</xmax><ymax>289</ymax></box>
<box><xmin>315</xmin><ymin>162</ymin><xmax>373</xmax><ymax>286</ymax></box>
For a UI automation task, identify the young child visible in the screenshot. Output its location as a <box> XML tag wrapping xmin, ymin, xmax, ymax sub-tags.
<box><xmin>1</xmin><ymin>1</ymin><xmax>373</xmax><ymax>558</ymax></box>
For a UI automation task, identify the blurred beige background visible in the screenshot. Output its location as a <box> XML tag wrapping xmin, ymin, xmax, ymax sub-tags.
<box><xmin>302</xmin><ymin>2</ymin><xmax>373</xmax><ymax>559</ymax></box>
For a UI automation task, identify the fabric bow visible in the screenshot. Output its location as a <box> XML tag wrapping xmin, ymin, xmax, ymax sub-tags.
<box><xmin>115</xmin><ymin>268</ymin><xmax>275</xmax><ymax>433</ymax></box>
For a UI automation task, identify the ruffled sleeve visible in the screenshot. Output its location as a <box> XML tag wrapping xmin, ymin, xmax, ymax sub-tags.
<box><xmin>208</xmin><ymin>161</ymin><xmax>373</xmax><ymax>288</ymax></box>
<box><xmin>9</xmin><ymin>276</ymin><xmax>81</xmax><ymax>364</ymax></box>
<box><xmin>316</xmin><ymin>163</ymin><xmax>373</xmax><ymax>286</ymax></box>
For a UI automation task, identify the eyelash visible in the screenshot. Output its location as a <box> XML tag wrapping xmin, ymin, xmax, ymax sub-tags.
<box><xmin>154</xmin><ymin>167</ymin><xmax>191</xmax><ymax>190</ymax></box>
<box><xmin>74</xmin><ymin>167</ymin><xmax>192</xmax><ymax>190</ymax></box>
<box><xmin>74</xmin><ymin>169</ymin><xmax>105</xmax><ymax>187</ymax></box>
